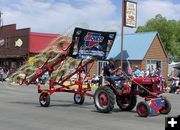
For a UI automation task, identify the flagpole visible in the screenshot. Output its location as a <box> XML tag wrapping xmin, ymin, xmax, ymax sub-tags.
<box><xmin>121</xmin><ymin>0</ymin><xmax>125</xmax><ymax>69</ymax></box>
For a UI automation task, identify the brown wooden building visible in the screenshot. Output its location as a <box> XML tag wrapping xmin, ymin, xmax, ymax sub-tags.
<box><xmin>0</xmin><ymin>24</ymin><xmax>58</xmax><ymax>73</ymax></box>
<box><xmin>89</xmin><ymin>32</ymin><xmax>168</xmax><ymax>78</ymax></box>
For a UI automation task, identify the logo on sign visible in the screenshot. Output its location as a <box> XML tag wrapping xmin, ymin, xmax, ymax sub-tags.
<box><xmin>15</xmin><ymin>38</ymin><xmax>23</xmax><ymax>47</ymax></box>
<box><xmin>84</xmin><ymin>32</ymin><xmax>104</xmax><ymax>47</ymax></box>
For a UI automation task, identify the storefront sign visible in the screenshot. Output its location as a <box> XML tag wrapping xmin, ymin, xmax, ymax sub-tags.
<box><xmin>15</xmin><ymin>38</ymin><xmax>23</xmax><ymax>47</ymax></box>
<box><xmin>125</xmin><ymin>0</ymin><xmax>137</xmax><ymax>28</ymax></box>
<box><xmin>0</xmin><ymin>39</ymin><xmax>5</xmax><ymax>46</ymax></box>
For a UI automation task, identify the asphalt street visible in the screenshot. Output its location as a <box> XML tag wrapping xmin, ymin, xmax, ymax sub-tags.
<box><xmin>0</xmin><ymin>82</ymin><xmax>179</xmax><ymax>130</ymax></box>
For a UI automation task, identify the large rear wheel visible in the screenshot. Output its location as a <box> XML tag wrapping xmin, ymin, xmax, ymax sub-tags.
<box><xmin>94</xmin><ymin>86</ymin><xmax>115</xmax><ymax>113</ymax></box>
<box><xmin>116</xmin><ymin>95</ymin><xmax>137</xmax><ymax>111</ymax></box>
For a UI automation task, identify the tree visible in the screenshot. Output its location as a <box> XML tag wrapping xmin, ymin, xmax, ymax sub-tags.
<box><xmin>136</xmin><ymin>14</ymin><xmax>180</xmax><ymax>61</ymax></box>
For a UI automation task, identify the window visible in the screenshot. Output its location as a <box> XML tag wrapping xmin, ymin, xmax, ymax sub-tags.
<box><xmin>5</xmin><ymin>37</ymin><xmax>9</xmax><ymax>48</ymax></box>
<box><xmin>146</xmin><ymin>60</ymin><xmax>162</xmax><ymax>71</ymax></box>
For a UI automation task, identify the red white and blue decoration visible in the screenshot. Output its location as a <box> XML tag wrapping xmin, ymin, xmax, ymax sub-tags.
<box><xmin>148</xmin><ymin>98</ymin><xmax>165</xmax><ymax>114</ymax></box>
<box><xmin>69</xmin><ymin>27</ymin><xmax>116</xmax><ymax>60</ymax></box>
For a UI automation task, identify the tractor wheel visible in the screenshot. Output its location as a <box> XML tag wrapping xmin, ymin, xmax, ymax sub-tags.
<box><xmin>94</xmin><ymin>86</ymin><xmax>115</xmax><ymax>113</ymax></box>
<box><xmin>74</xmin><ymin>93</ymin><xmax>85</xmax><ymax>105</ymax></box>
<box><xmin>39</xmin><ymin>93</ymin><xmax>50</xmax><ymax>107</ymax></box>
<box><xmin>136</xmin><ymin>102</ymin><xmax>150</xmax><ymax>117</ymax></box>
<box><xmin>159</xmin><ymin>99</ymin><xmax>171</xmax><ymax>114</ymax></box>
<box><xmin>116</xmin><ymin>95</ymin><xmax>137</xmax><ymax>111</ymax></box>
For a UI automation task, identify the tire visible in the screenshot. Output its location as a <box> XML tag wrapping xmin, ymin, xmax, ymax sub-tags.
<box><xmin>74</xmin><ymin>93</ymin><xmax>85</xmax><ymax>105</ymax></box>
<box><xmin>39</xmin><ymin>93</ymin><xmax>50</xmax><ymax>107</ymax></box>
<box><xmin>116</xmin><ymin>95</ymin><xmax>137</xmax><ymax>111</ymax></box>
<box><xmin>136</xmin><ymin>102</ymin><xmax>150</xmax><ymax>117</ymax></box>
<box><xmin>159</xmin><ymin>99</ymin><xmax>171</xmax><ymax>114</ymax></box>
<box><xmin>94</xmin><ymin>86</ymin><xmax>115</xmax><ymax>113</ymax></box>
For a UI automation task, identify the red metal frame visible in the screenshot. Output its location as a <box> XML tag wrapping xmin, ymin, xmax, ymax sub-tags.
<box><xmin>20</xmin><ymin>42</ymin><xmax>166</xmax><ymax>109</ymax></box>
<box><xmin>21</xmin><ymin>44</ymin><xmax>94</xmax><ymax>98</ymax></box>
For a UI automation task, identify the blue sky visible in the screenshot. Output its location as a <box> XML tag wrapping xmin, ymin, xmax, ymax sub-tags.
<box><xmin>0</xmin><ymin>0</ymin><xmax>180</xmax><ymax>34</ymax></box>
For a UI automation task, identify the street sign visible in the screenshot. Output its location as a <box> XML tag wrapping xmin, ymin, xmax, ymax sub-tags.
<box><xmin>125</xmin><ymin>0</ymin><xmax>137</xmax><ymax>28</ymax></box>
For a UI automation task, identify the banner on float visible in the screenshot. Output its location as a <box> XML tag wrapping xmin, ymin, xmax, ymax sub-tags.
<box><xmin>69</xmin><ymin>27</ymin><xmax>116</xmax><ymax>60</ymax></box>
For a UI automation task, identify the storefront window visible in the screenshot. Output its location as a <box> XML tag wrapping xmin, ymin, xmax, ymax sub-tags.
<box><xmin>146</xmin><ymin>60</ymin><xmax>162</xmax><ymax>71</ymax></box>
<box><xmin>5</xmin><ymin>37</ymin><xmax>9</xmax><ymax>48</ymax></box>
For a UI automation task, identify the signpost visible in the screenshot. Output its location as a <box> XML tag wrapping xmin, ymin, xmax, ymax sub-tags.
<box><xmin>125</xmin><ymin>0</ymin><xmax>137</xmax><ymax>28</ymax></box>
<box><xmin>121</xmin><ymin>0</ymin><xmax>137</xmax><ymax>69</ymax></box>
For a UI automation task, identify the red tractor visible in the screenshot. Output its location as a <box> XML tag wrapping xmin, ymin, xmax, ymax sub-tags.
<box><xmin>94</xmin><ymin>76</ymin><xmax>171</xmax><ymax>117</ymax></box>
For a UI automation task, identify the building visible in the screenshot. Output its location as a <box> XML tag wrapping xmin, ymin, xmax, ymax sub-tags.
<box><xmin>0</xmin><ymin>24</ymin><xmax>58</xmax><ymax>73</ymax></box>
<box><xmin>90</xmin><ymin>32</ymin><xmax>168</xmax><ymax>78</ymax></box>
<box><xmin>168</xmin><ymin>62</ymin><xmax>180</xmax><ymax>77</ymax></box>
<box><xmin>0</xmin><ymin>24</ymin><xmax>168</xmax><ymax>78</ymax></box>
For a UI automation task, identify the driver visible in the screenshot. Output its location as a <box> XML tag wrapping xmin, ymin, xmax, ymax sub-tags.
<box><xmin>103</xmin><ymin>58</ymin><xmax>125</xmax><ymax>94</ymax></box>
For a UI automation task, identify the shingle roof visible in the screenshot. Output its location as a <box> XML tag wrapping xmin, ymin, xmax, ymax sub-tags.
<box><xmin>107</xmin><ymin>32</ymin><xmax>158</xmax><ymax>60</ymax></box>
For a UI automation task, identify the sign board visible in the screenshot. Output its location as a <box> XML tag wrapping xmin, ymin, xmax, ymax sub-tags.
<box><xmin>0</xmin><ymin>39</ymin><xmax>5</xmax><ymax>46</ymax></box>
<box><xmin>69</xmin><ymin>28</ymin><xmax>116</xmax><ymax>60</ymax></box>
<box><xmin>125</xmin><ymin>0</ymin><xmax>137</xmax><ymax>28</ymax></box>
<box><xmin>15</xmin><ymin>38</ymin><xmax>23</xmax><ymax>47</ymax></box>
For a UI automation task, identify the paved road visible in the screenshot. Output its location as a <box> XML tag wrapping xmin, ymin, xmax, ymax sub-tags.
<box><xmin>0</xmin><ymin>82</ymin><xmax>179</xmax><ymax>130</ymax></box>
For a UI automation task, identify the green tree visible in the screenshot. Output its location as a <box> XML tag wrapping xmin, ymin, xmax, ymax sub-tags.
<box><xmin>136</xmin><ymin>14</ymin><xmax>180</xmax><ymax>61</ymax></box>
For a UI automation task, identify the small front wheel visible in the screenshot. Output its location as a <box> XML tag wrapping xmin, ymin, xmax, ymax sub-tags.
<box><xmin>136</xmin><ymin>102</ymin><xmax>150</xmax><ymax>117</ymax></box>
<box><xmin>39</xmin><ymin>93</ymin><xmax>50</xmax><ymax>107</ymax></box>
<box><xmin>74</xmin><ymin>93</ymin><xmax>85</xmax><ymax>105</ymax></box>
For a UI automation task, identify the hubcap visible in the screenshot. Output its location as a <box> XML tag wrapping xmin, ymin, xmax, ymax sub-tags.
<box><xmin>75</xmin><ymin>94</ymin><xmax>81</xmax><ymax>103</ymax></box>
<box><xmin>99</xmin><ymin>93</ymin><xmax>108</xmax><ymax>106</ymax></box>
<box><xmin>40</xmin><ymin>94</ymin><xmax>46</xmax><ymax>105</ymax></box>
<box><xmin>138</xmin><ymin>105</ymin><xmax>146</xmax><ymax>115</ymax></box>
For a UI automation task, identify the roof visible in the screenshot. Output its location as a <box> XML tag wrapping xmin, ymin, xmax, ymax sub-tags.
<box><xmin>107</xmin><ymin>32</ymin><xmax>158</xmax><ymax>60</ymax></box>
<box><xmin>29</xmin><ymin>32</ymin><xmax>59</xmax><ymax>53</ymax></box>
<box><xmin>170</xmin><ymin>62</ymin><xmax>180</xmax><ymax>70</ymax></box>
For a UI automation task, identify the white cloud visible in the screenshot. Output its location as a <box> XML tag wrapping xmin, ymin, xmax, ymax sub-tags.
<box><xmin>138</xmin><ymin>0</ymin><xmax>180</xmax><ymax>25</ymax></box>
<box><xmin>0</xmin><ymin>0</ymin><xmax>118</xmax><ymax>34</ymax></box>
<box><xmin>1</xmin><ymin>0</ymin><xmax>180</xmax><ymax>34</ymax></box>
